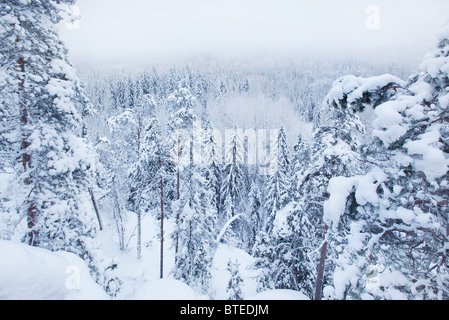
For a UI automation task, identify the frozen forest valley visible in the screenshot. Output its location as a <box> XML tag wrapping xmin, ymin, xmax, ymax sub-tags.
<box><xmin>1</xmin><ymin>1</ymin><xmax>449</xmax><ymax>300</ymax></box>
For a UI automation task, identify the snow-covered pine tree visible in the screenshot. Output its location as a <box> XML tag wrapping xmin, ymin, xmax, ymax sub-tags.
<box><xmin>285</xmin><ymin>203</ymin><xmax>316</xmax><ymax>296</ymax></box>
<box><xmin>165</xmin><ymin>67</ymin><xmax>178</xmax><ymax>96</ymax></box>
<box><xmin>264</xmin><ymin>126</ymin><xmax>291</xmax><ymax>228</ymax></box>
<box><xmin>109</xmin><ymin>76</ymin><xmax>129</xmax><ymax>111</ymax></box>
<box><xmin>174</xmin><ymin>165</ymin><xmax>217</xmax><ymax>295</ymax></box>
<box><xmin>253</xmin><ymin>127</ymin><xmax>304</xmax><ymax>292</ymax></box>
<box><xmin>247</xmin><ymin>181</ymin><xmax>263</xmax><ymax>252</ymax></box>
<box><xmin>0</xmin><ymin>0</ymin><xmax>123</xmax><ymax>297</ymax></box>
<box><xmin>219</xmin><ymin>128</ymin><xmax>246</xmax><ymax>247</ymax></box>
<box><xmin>320</xmin><ymin>27</ymin><xmax>449</xmax><ymax>300</ymax></box>
<box><xmin>108</xmin><ymin>97</ymin><xmax>146</xmax><ymax>259</ymax></box>
<box><xmin>0</xmin><ymin>0</ymin><xmax>96</xmax><ymax>249</ymax></box>
<box><xmin>291</xmin><ymin>74</ymin><xmax>375</xmax><ymax>299</ymax></box>
<box><xmin>219</xmin><ymin>81</ymin><xmax>227</xmax><ymax>95</ymax></box>
<box><xmin>203</xmin><ymin>121</ymin><xmax>222</xmax><ymax>218</ymax></box>
<box><xmin>149</xmin><ymin>67</ymin><xmax>160</xmax><ymax>96</ymax></box>
<box><xmin>226</xmin><ymin>259</ymin><xmax>244</xmax><ymax>300</ymax></box>
<box><xmin>167</xmin><ymin>90</ymin><xmax>220</xmax><ymax>295</ymax></box>
<box><xmin>165</xmin><ymin>87</ymin><xmax>199</xmax><ymax>257</ymax></box>
<box><xmin>221</xmin><ymin>129</ymin><xmax>245</xmax><ymax>220</ymax></box>
<box><xmin>127</xmin><ymin>94</ymin><xmax>166</xmax><ymax>260</ymax></box>
<box><xmin>252</xmin><ymin>229</ymin><xmax>275</xmax><ymax>291</ymax></box>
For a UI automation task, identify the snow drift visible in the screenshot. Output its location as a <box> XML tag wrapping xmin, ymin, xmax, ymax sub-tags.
<box><xmin>0</xmin><ymin>240</ymin><xmax>108</xmax><ymax>300</ymax></box>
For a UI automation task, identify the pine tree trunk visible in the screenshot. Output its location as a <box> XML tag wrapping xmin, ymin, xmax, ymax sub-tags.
<box><xmin>17</xmin><ymin>40</ymin><xmax>37</xmax><ymax>246</ymax></box>
<box><xmin>137</xmin><ymin>209</ymin><xmax>142</xmax><ymax>260</ymax></box>
<box><xmin>137</xmin><ymin>114</ymin><xmax>142</xmax><ymax>158</ymax></box>
<box><xmin>314</xmin><ymin>224</ymin><xmax>329</xmax><ymax>300</ymax></box>
<box><xmin>446</xmin><ymin>212</ymin><xmax>449</xmax><ymax>258</ymax></box>
<box><xmin>446</xmin><ymin>211</ymin><xmax>448</xmax><ymax>239</ymax></box>
<box><xmin>137</xmin><ymin>115</ymin><xmax>143</xmax><ymax>260</ymax></box>
<box><xmin>89</xmin><ymin>188</ymin><xmax>103</xmax><ymax>231</ymax></box>
<box><xmin>175</xmin><ymin>169</ymin><xmax>180</xmax><ymax>260</ymax></box>
<box><xmin>113</xmin><ymin>180</ymin><xmax>125</xmax><ymax>251</ymax></box>
<box><xmin>175</xmin><ymin>135</ymin><xmax>181</xmax><ymax>260</ymax></box>
<box><xmin>160</xmin><ymin>157</ymin><xmax>164</xmax><ymax>279</ymax></box>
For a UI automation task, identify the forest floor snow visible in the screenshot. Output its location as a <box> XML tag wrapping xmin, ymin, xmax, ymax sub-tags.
<box><xmin>0</xmin><ymin>240</ymin><xmax>108</xmax><ymax>300</ymax></box>
<box><xmin>0</xmin><ymin>209</ymin><xmax>308</xmax><ymax>300</ymax></box>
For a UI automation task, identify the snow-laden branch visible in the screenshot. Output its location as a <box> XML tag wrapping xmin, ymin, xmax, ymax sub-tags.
<box><xmin>216</xmin><ymin>214</ymin><xmax>243</xmax><ymax>244</ymax></box>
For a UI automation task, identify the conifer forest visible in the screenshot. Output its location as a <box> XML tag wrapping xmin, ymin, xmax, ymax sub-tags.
<box><xmin>0</xmin><ymin>0</ymin><xmax>448</xmax><ymax>301</ymax></box>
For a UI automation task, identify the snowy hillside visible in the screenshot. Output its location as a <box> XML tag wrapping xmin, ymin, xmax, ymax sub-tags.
<box><xmin>0</xmin><ymin>0</ymin><xmax>448</xmax><ymax>301</ymax></box>
<box><xmin>0</xmin><ymin>240</ymin><xmax>108</xmax><ymax>300</ymax></box>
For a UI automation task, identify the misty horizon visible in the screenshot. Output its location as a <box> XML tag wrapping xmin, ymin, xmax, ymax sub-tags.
<box><xmin>59</xmin><ymin>0</ymin><xmax>449</xmax><ymax>69</ymax></box>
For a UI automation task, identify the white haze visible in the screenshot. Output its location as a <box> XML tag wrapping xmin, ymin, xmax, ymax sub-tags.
<box><xmin>59</xmin><ymin>0</ymin><xmax>449</xmax><ymax>67</ymax></box>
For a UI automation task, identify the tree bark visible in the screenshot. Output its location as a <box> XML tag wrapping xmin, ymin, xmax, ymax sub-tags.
<box><xmin>137</xmin><ymin>208</ymin><xmax>142</xmax><ymax>260</ymax></box>
<box><xmin>175</xmin><ymin>137</ymin><xmax>181</xmax><ymax>260</ymax></box>
<box><xmin>314</xmin><ymin>224</ymin><xmax>329</xmax><ymax>300</ymax></box>
<box><xmin>175</xmin><ymin>169</ymin><xmax>180</xmax><ymax>261</ymax></box>
<box><xmin>89</xmin><ymin>188</ymin><xmax>103</xmax><ymax>231</ymax></box>
<box><xmin>137</xmin><ymin>114</ymin><xmax>142</xmax><ymax>158</ymax></box>
<box><xmin>159</xmin><ymin>157</ymin><xmax>164</xmax><ymax>279</ymax></box>
<box><xmin>112</xmin><ymin>179</ymin><xmax>125</xmax><ymax>251</ymax></box>
<box><xmin>17</xmin><ymin>39</ymin><xmax>37</xmax><ymax>246</ymax></box>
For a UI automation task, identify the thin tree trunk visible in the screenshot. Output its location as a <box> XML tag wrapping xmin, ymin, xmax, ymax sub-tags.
<box><xmin>175</xmin><ymin>136</ymin><xmax>181</xmax><ymax>260</ymax></box>
<box><xmin>446</xmin><ymin>211</ymin><xmax>448</xmax><ymax>239</ymax></box>
<box><xmin>175</xmin><ymin>169</ymin><xmax>180</xmax><ymax>260</ymax></box>
<box><xmin>446</xmin><ymin>212</ymin><xmax>449</xmax><ymax>257</ymax></box>
<box><xmin>113</xmin><ymin>180</ymin><xmax>125</xmax><ymax>251</ymax></box>
<box><xmin>89</xmin><ymin>188</ymin><xmax>103</xmax><ymax>231</ymax></box>
<box><xmin>136</xmin><ymin>114</ymin><xmax>143</xmax><ymax>260</ymax></box>
<box><xmin>137</xmin><ymin>114</ymin><xmax>142</xmax><ymax>158</ymax></box>
<box><xmin>159</xmin><ymin>157</ymin><xmax>164</xmax><ymax>279</ymax></box>
<box><xmin>314</xmin><ymin>224</ymin><xmax>329</xmax><ymax>301</ymax></box>
<box><xmin>137</xmin><ymin>208</ymin><xmax>142</xmax><ymax>260</ymax></box>
<box><xmin>16</xmin><ymin>39</ymin><xmax>37</xmax><ymax>246</ymax></box>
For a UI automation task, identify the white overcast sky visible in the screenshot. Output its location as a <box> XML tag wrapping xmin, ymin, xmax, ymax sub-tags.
<box><xmin>59</xmin><ymin>0</ymin><xmax>449</xmax><ymax>65</ymax></box>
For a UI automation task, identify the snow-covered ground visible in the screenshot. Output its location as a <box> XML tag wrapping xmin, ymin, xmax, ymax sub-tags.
<box><xmin>211</xmin><ymin>244</ymin><xmax>259</xmax><ymax>300</ymax></box>
<box><xmin>0</xmin><ymin>240</ymin><xmax>108</xmax><ymax>300</ymax></box>
<box><xmin>0</xmin><ymin>213</ymin><xmax>309</xmax><ymax>300</ymax></box>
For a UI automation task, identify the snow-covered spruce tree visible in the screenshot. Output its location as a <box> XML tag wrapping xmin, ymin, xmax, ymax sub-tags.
<box><xmin>174</xmin><ymin>166</ymin><xmax>217</xmax><ymax>295</ymax></box>
<box><xmin>165</xmin><ymin>67</ymin><xmax>179</xmax><ymax>96</ymax></box>
<box><xmin>127</xmin><ymin>95</ymin><xmax>171</xmax><ymax>261</ymax></box>
<box><xmin>108</xmin><ymin>96</ymin><xmax>147</xmax><ymax>259</ymax></box>
<box><xmin>128</xmin><ymin>94</ymin><xmax>179</xmax><ymax>276</ymax></box>
<box><xmin>203</xmin><ymin>122</ymin><xmax>222</xmax><ymax>217</ymax></box>
<box><xmin>292</xmin><ymin>74</ymin><xmax>380</xmax><ymax>299</ymax></box>
<box><xmin>252</xmin><ymin>228</ymin><xmax>275</xmax><ymax>291</ymax></box>
<box><xmin>247</xmin><ymin>180</ymin><xmax>264</xmax><ymax>252</ymax></box>
<box><xmin>226</xmin><ymin>259</ymin><xmax>244</xmax><ymax>300</ymax></box>
<box><xmin>264</xmin><ymin>126</ymin><xmax>291</xmax><ymax>228</ymax></box>
<box><xmin>319</xmin><ymin>28</ymin><xmax>449</xmax><ymax>300</ymax></box>
<box><xmin>148</xmin><ymin>67</ymin><xmax>160</xmax><ymax>96</ymax></box>
<box><xmin>220</xmin><ymin>128</ymin><xmax>246</xmax><ymax>247</ymax></box>
<box><xmin>0</xmin><ymin>0</ymin><xmax>96</xmax><ymax>248</ymax></box>
<box><xmin>253</xmin><ymin>127</ymin><xmax>302</xmax><ymax>292</ymax></box>
<box><xmin>172</xmin><ymin>119</ymin><xmax>218</xmax><ymax>295</ymax></box>
<box><xmin>0</xmin><ymin>0</ymin><xmax>122</xmax><ymax>296</ymax></box>
<box><xmin>166</xmin><ymin>87</ymin><xmax>216</xmax><ymax>293</ymax></box>
<box><xmin>258</xmin><ymin>202</ymin><xmax>316</xmax><ymax>295</ymax></box>
<box><xmin>221</xmin><ymin>129</ymin><xmax>245</xmax><ymax>220</ymax></box>
<box><xmin>166</xmin><ymin>87</ymin><xmax>197</xmax><ymax>258</ymax></box>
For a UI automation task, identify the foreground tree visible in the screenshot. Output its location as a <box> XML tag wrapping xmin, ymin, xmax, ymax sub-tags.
<box><xmin>0</xmin><ymin>0</ymin><xmax>122</xmax><ymax>296</ymax></box>
<box><xmin>317</xmin><ymin>26</ymin><xmax>449</xmax><ymax>299</ymax></box>
<box><xmin>0</xmin><ymin>0</ymin><xmax>97</xmax><ymax>250</ymax></box>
